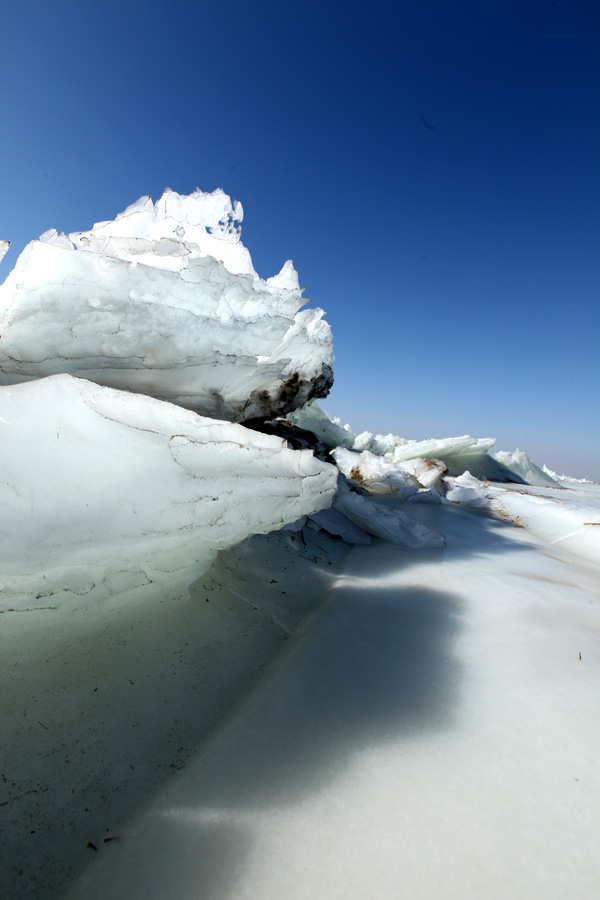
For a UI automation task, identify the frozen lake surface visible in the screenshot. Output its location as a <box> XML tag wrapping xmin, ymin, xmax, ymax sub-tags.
<box><xmin>63</xmin><ymin>500</ymin><xmax>600</xmax><ymax>900</ymax></box>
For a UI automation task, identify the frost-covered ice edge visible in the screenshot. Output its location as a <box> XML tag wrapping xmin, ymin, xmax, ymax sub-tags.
<box><xmin>1</xmin><ymin>187</ymin><xmax>599</xmax><ymax>614</ymax></box>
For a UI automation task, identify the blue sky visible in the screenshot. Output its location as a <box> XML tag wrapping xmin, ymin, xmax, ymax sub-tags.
<box><xmin>1</xmin><ymin>0</ymin><xmax>598</xmax><ymax>478</ymax></box>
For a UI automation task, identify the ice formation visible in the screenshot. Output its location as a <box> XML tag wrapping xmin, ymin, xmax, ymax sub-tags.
<box><xmin>0</xmin><ymin>375</ymin><xmax>338</xmax><ymax>610</ymax></box>
<box><xmin>485</xmin><ymin>482</ymin><xmax>600</xmax><ymax>563</ymax></box>
<box><xmin>399</xmin><ymin>456</ymin><xmax>447</xmax><ymax>491</ymax></box>
<box><xmin>2</xmin><ymin>190</ymin><xmax>600</xmax><ymax>900</ymax></box>
<box><xmin>332</xmin><ymin>480</ymin><xmax>445</xmax><ymax>549</ymax></box>
<box><xmin>308</xmin><ymin>506</ymin><xmax>372</xmax><ymax>544</ymax></box>
<box><xmin>0</xmin><ymin>189</ymin><xmax>333</xmax><ymax>421</ymax></box>
<box><xmin>291</xmin><ymin>403</ymin><xmax>520</xmax><ymax>482</ymax></box>
<box><xmin>542</xmin><ymin>465</ymin><xmax>594</xmax><ymax>486</ymax></box>
<box><xmin>297</xmin><ymin>405</ymin><xmax>599</xmax><ymax>562</ymax></box>
<box><xmin>493</xmin><ymin>447</ymin><xmax>560</xmax><ymax>487</ymax></box>
<box><xmin>0</xmin><ymin>241</ymin><xmax>9</xmax><ymax>264</ymax></box>
<box><xmin>443</xmin><ymin>471</ymin><xmax>488</xmax><ymax>508</ymax></box>
<box><xmin>332</xmin><ymin>447</ymin><xmax>418</xmax><ymax>498</ymax></box>
<box><xmin>354</xmin><ymin>432</ymin><xmax>513</xmax><ymax>480</ymax></box>
<box><xmin>289</xmin><ymin>401</ymin><xmax>355</xmax><ymax>449</ymax></box>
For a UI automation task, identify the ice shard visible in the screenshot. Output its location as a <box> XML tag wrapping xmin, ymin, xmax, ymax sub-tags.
<box><xmin>493</xmin><ymin>447</ymin><xmax>561</xmax><ymax>488</ymax></box>
<box><xmin>0</xmin><ymin>189</ymin><xmax>333</xmax><ymax>421</ymax></box>
<box><xmin>0</xmin><ymin>375</ymin><xmax>338</xmax><ymax>610</ymax></box>
<box><xmin>289</xmin><ymin>401</ymin><xmax>355</xmax><ymax>449</ymax></box>
<box><xmin>334</xmin><ymin>488</ymin><xmax>445</xmax><ymax>549</ymax></box>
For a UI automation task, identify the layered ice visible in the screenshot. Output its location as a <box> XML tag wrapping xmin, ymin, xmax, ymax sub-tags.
<box><xmin>0</xmin><ymin>189</ymin><xmax>333</xmax><ymax>421</ymax></box>
<box><xmin>0</xmin><ymin>374</ymin><xmax>338</xmax><ymax>610</ymax></box>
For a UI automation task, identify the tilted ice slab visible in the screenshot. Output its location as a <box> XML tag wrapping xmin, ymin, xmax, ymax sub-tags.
<box><xmin>493</xmin><ymin>447</ymin><xmax>560</xmax><ymax>488</ymax></box>
<box><xmin>439</xmin><ymin>470</ymin><xmax>600</xmax><ymax>565</ymax></box>
<box><xmin>0</xmin><ymin>375</ymin><xmax>338</xmax><ymax>610</ymax></box>
<box><xmin>289</xmin><ymin>401</ymin><xmax>355</xmax><ymax>450</ymax></box>
<box><xmin>0</xmin><ymin>189</ymin><xmax>333</xmax><ymax>421</ymax></box>
<box><xmin>333</xmin><ymin>482</ymin><xmax>445</xmax><ymax>549</ymax></box>
<box><xmin>485</xmin><ymin>482</ymin><xmax>600</xmax><ymax>565</ymax></box>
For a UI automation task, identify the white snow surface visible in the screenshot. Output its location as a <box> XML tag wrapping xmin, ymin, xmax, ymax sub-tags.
<box><xmin>0</xmin><ymin>241</ymin><xmax>9</xmax><ymax>264</ymax></box>
<box><xmin>0</xmin><ymin>189</ymin><xmax>333</xmax><ymax>421</ymax></box>
<box><xmin>0</xmin><ymin>374</ymin><xmax>338</xmax><ymax>610</ymax></box>
<box><xmin>64</xmin><ymin>500</ymin><xmax>600</xmax><ymax>900</ymax></box>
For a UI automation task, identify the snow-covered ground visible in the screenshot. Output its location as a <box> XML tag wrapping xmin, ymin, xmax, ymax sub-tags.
<box><xmin>63</xmin><ymin>499</ymin><xmax>600</xmax><ymax>900</ymax></box>
<box><xmin>0</xmin><ymin>527</ymin><xmax>351</xmax><ymax>898</ymax></box>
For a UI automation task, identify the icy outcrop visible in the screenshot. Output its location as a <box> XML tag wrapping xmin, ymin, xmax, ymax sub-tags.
<box><xmin>494</xmin><ymin>448</ymin><xmax>560</xmax><ymax>488</ymax></box>
<box><xmin>444</xmin><ymin>471</ymin><xmax>488</xmax><ymax>508</ymax></box>
<box><xmin>0</xmin><ymin>189</ymin><xmax>333</xmax><ymax>421</ymax></box>
<box><xmin>353</xmin><ymin>432</ymin><xmax>514</xmax><ymax>480</ymax></box>
<box><xmin>308</xmin><ymin>506</ymin><xmax>372</xmax><ymax>544</ymax></box>
<box><xmin>0</xmin><ymin>375</ymin><xmax>338</xmax><ymax>610</ymax></box>
<box><xmin>0</xmin><ymin>241</ymin><xmax>9</xmax><ymax>264</ymax></box>
<box><xmin>289</xmin><ymin>401</ymin><xmax>355</xmax><ymax>450</ymax></box>
<box><xmin>542</xmin><ymin>465</ymin><xmax>595</xmax><ymax>486</ymax></box>
<box><xmin>332</xmin><ymin>447</ymin><xmax>418</xmax><ymax>499</ymax></box>
<box><xmin>399</xmin><ymin>457</ymin><xmax>447</xmax><ymax>491</ymax></box>
<box><xmin>334</xmin><ymin>487</ymin><xmax>445</xmax><ymax>549</ymax></box>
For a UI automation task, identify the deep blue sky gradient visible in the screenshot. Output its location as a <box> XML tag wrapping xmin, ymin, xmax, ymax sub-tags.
<box><xmin>1</xmin><ymin>0</ymin><xmax>598</xmax><ymax>477</ymax></box>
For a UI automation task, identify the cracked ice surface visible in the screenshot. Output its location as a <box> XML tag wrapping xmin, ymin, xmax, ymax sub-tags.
<box><xmin>0</xmin><ymin>375</ymin><xmax>338</xmax><ymax>610</ymax></box>
<box><xmin>0</xmin><ymin>189</ymin><xmax>333</xmax><ymax>421</ymax></box>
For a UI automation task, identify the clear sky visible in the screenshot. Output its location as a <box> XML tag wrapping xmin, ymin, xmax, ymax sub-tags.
<box><xmin>1</xmin><ymin>0</ymin><xmax>598</xmax><ymax>478</ymax></box>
